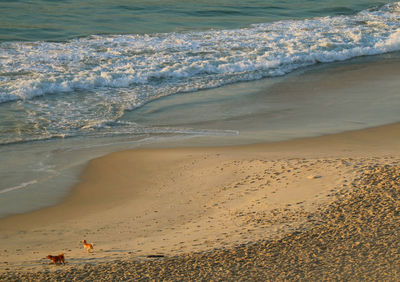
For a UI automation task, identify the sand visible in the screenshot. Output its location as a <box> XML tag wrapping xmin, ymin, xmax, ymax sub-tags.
<box><xmin>1</xmin><ymin>123</ymin><xmax>400</xmax><ymax>280</ymax></box>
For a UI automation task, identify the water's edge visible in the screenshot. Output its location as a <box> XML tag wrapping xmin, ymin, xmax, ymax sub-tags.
<box><xmin>1</xmin><ymin>53</ymin><xmax>400</xmax><ymax>218</ymax></box>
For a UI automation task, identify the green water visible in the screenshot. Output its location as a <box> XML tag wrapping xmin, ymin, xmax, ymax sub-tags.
<box><xmin>0</xmin><ymin>0</ymin><xmax>392</xmax><ymax>41</ymax></box>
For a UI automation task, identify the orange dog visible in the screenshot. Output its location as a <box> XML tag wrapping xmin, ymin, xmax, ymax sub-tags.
<box><xmin>46</xmin><ymin>253</ymin><xmax>65</xmax><ymax>265</ymax></box>
<box><xmin>81</xmin><ymin>240</ymin><xmax>94</xmax><ymax>252</ymax></box>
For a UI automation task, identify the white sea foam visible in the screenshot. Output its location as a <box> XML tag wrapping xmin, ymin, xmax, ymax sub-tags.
<box><xmin>0</xmin><ymin>2</ymin><xmax>399</xmax><ymax>103</ymax></box>
<box><xmin>0</xmin><ymin>180</ymin><xmax>38</xmax><ymax>194</ymax></box>
<box><xmin>0</xmin><ymin>2</ymin><xmax>399</xmax><ymax>144</ymax></box>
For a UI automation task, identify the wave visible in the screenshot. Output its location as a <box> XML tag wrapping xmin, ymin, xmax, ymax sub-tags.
<box><xmin>0</xmin><ymin>2</ymin><xmax>399</xmax><ymax>145</ymax></box>
<box><xmin>0</xmin><ymin>2</ymin><xmax>399</xmax><ymax>104</ymax></box>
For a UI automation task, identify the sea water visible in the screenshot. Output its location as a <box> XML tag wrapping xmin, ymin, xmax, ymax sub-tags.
<box><xmin>0</xmin><ymin>0</ymin><xmax>400</xmax><ymax>217</ymax></box>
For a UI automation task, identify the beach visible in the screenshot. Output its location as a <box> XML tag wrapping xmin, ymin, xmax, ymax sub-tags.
<box><xmin>1</xmin><ymin>122</ymin><xmax>400</xmax><ymax>280</ymax></box>
<box><xmin>1</xmin><ymin>0</ymin><xmax>400</xmax><ymax>280</ymax></box>
<box><xmin>2</xmin><ymin>0</ymin><xmax>400</xmax><ymax>217</ymax></box>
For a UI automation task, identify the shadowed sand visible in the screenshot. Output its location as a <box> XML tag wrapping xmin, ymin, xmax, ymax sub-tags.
<box><xmin>1</xmin><ymin>123</ymin><xmax>400</xmax><ymax>280</ymax></box>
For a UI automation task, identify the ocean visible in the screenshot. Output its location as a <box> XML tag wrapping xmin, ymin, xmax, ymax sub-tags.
<box><xmin>1</xmin><ymin>0</ymin><xmax>400</xmax><ymax>217</ymax></box>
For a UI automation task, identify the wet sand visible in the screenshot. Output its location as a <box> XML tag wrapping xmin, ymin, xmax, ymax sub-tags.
<box><xmin>1</xmin><ymin>123</ymin><xmax>400</xmax><ymax>280</ymax></box>
<box><xmin>2</xmin><ymin>53</ymin><xmax>400</xmax><ymax>221</ymax></box>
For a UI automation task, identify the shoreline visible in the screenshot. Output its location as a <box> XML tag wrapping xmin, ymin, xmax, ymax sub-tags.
<box><xmin>1</xmin><ymin>122</ymin><xmax>400</xmax><ymax>278</ymax></box>
<box><xmin>1</xmin><ymin>2</ymin><xmax>400</xmax><ymax>278</ymax></box>
<box><xmin>1</xmin><ymin>52</ymin><xmax>400</xmax><ymax>220</ymax></box>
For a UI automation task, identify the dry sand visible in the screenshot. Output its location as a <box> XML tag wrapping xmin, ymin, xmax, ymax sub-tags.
<box><xmin>1</xmin><ymin>123</ymin><xmax>400</xmax><ymax>280</ymax></box>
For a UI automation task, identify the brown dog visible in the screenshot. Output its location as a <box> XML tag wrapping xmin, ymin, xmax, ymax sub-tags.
<box><xmin>46</xmin><ymin>253</ymin><xmax>65</xmax><ymax>265</ymax></box>
<box><xmin>81</xmin><ymin>240</ymin><xmax>94</xmax><ymax>252</ymax></box>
